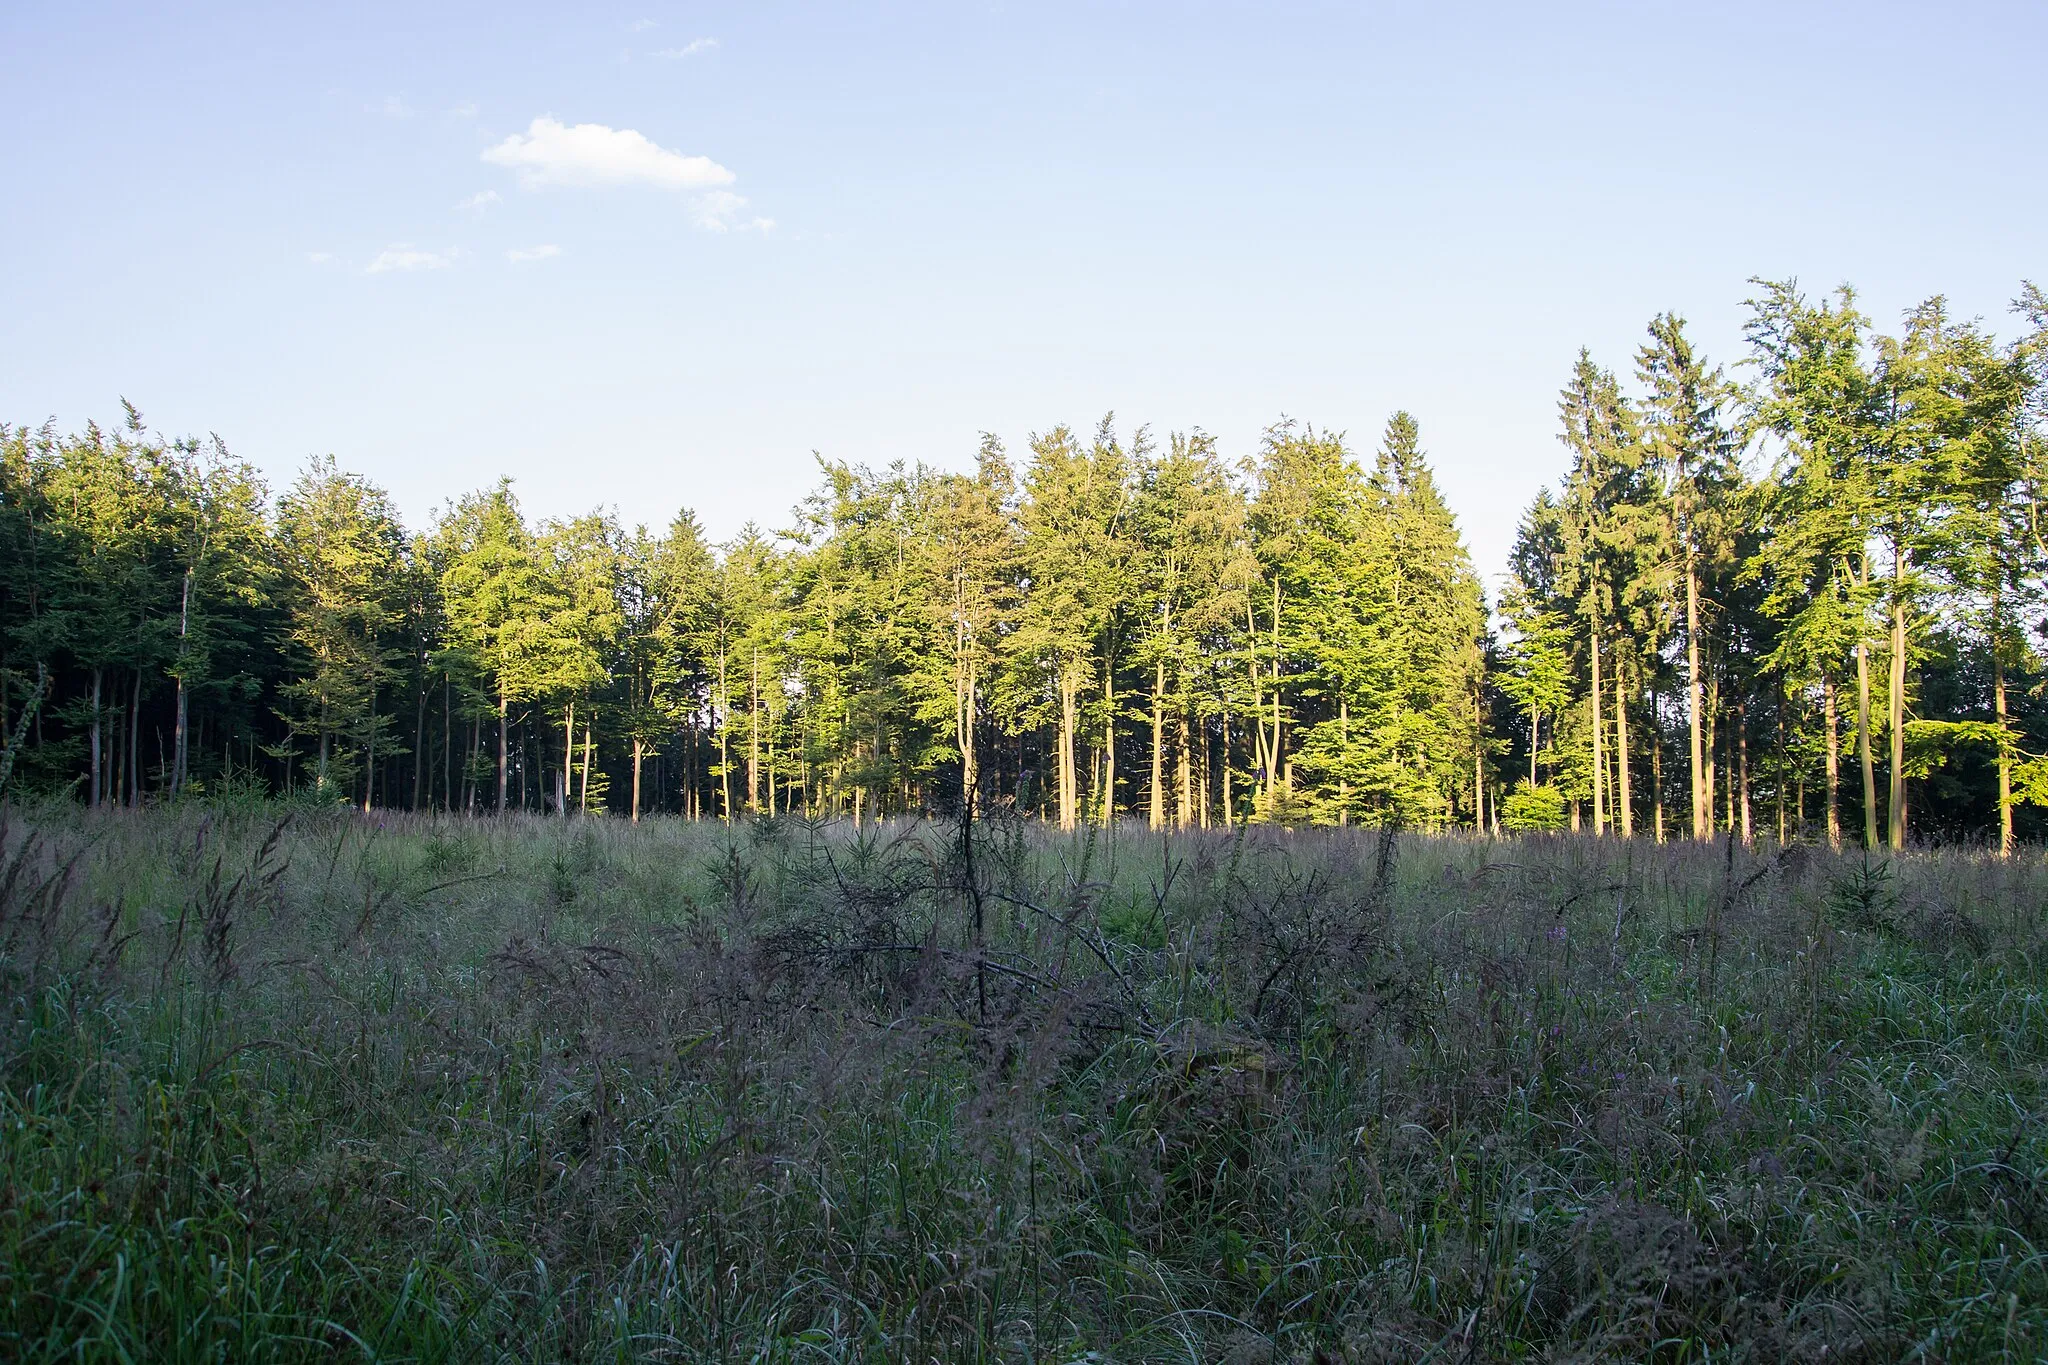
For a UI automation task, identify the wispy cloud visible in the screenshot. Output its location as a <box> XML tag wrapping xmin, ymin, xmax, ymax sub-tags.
<box><xmin>482</xmin><ymin>117</ymin><xmax>734</xmax><ymax>191</ymax></box>
<box><xmin>628</xmin><ymin>17</ymin><xmax>658</xmax><ymax>31</ymax></box>
<box><xmin>368</xmin><ymin>94</ymin><xmax>412</xmax><ymax>118</ymax></box>
<box><xmin>449</xmin><ymin>101</ymin><xmax>479</xmax><ymax>119</ymax></box>
<box><xmin>651</xmin><ymin>37</ymin><xmax>717</xmax><ymax>58</ymax></box>
<box><xmin>365</xmin><ymin>244</ymin><xmax>456</xmax><ymax>275</ymax></box>
<box><xmin>693</xmin><ymin>189</ymin><xmax>774</xmax><ymax>233</ymax></box>
<box><xmin>306</xmin><ymin>251</ymin><xmax>338</xmax><ymax>266</ymax></box>
<box><xmin>505</xmin><ymin>244</ymin><xmax>561</xmax><ymax>263</ymax></box>
<box><xmin>457</xmin><ymin>190</ymin><xmax>502</xmax><ymax>213</ymax></box>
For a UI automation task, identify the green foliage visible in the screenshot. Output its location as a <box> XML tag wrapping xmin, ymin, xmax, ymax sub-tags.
<box><xmin>3</xmin><ymin>269</ymin><xmax>2045</xmax><ymax>844</ymax></box>
<box><xmin>1499</xmin><ymin>779</ymin><xmax>1569</xmax><ymax>831</ymax></box>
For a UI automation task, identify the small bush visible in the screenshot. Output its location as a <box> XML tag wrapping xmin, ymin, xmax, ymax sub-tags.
<box><xmin>1500</xmin><ymin>779</ymin><xmax>1569</xmax><ymax>831</ymax></box>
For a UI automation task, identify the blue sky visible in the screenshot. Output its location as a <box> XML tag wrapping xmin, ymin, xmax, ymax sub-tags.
<box><xmin>3</xmin><ymin>1</ymin><xmax>2042</xmax><ymax>584</ymax></box>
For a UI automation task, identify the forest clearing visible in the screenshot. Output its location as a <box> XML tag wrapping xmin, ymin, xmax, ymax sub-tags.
<box><xmin>2</xmin><ymin>803</ymin><xmax>2042</xmax><ymax>1361</ymax></box>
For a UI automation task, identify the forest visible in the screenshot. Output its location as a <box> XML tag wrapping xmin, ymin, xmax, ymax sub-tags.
<box><xmin>3</xmin><ymin>277</ymin><xmax>2046</xmax><ymax>847</ymax></box>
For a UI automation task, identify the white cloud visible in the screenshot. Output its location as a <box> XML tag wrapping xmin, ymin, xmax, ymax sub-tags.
<box><xmin>505</xmin><ymin>244</ymin><xmax>561</xmax><ymax>263</ymax></box>
<box><xmin>449</xmin><ymin>101</ymin><xmax>479</xmax><ymax>119</ymax></box>
<box><xmin>692</xmin><ymin>189</ymin><xmax>774</xmax><ymax>233</ymax></box>
<box><xmin>365</xmin><ymin>244</ymin><xmax>455</xmax><ymax>274</ymax></box>
<box><xmin>629</xmin><ymin>17</ymin><xmax>658</xmax><ymax>31</ymax></box>
<box><xmin>457</xmin><ymin>189</ymin><xmax>502</xmax><ymax>213</ymax></box>
<box><xmin>652</xmin><ymin>37</ymin><xmax>717</xmax><ymax>58</ymax></box>
<box><xmin>369</xmin><ymin>94</ymin><xmax>411</xmax><ymax>118</ymax></box>
<box><xmin>482</xmin><ymin>116</ymin><xmax>734</xmax><ymax>190</ymax></box>
<box><xmin>306</xmin><ymin>251</ymin><xmax>337</xmax><ymax>266</ymax></box>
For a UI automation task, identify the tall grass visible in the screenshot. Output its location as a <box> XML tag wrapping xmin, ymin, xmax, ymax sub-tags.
<box><xmin>1</xmin><ymin>803</ymin><xmax>2043</xmax><ymax>1362</ymax></box>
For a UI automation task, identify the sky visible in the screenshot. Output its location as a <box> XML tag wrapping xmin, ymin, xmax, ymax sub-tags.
<box><xmin>3</xmin><ymin>1</ymin><xmax>2043</xmax><ymax>588</ymax></box>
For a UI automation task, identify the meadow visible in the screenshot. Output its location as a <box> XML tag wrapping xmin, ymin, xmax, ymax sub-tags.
<box><xmin>1</xmin><ymin>803</ymin><xmax>2043</xmax><ymax>1362</ymax></box>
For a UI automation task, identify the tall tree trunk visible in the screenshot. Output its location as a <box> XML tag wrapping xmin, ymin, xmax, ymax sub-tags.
<box><xmin>1100</xmin><ymin>667</ymin><xmax>1116</xmax><ymax>827</ymax></box>
<box><xmin>89</xmin><ymin>669</ymin><xmax>103</xmax><ymax>809</ymax></box>
<box><xmin>1178</xmin><ymin>707</ymin><xmax>1194</xmax><ymax>830</ymax></box>
<box><xmin>1774</xmin><ymin>685</ymin><xmax>1786</xmax><ymax>845</ymax></box>
<box><xmin>560</xmin><ymin>701</ymin><xmax>575</xmax><ymax>817</ymax></box>
<box><xmin>1473</xmin><ymin>694</ymin><xmax>1484</xmax><ymax>835</ymax></box>
<box><xmin>1855</xmin><ymin>641</ymin><xmax>1877</xmax><ymax>848</ymax></box>
<box><xmin>1887</xmin><ymin>587</ymin><xmax>1908</xmax><ymax>849</ymax></box>
<box><xmin>717</xmin><ymin>650</ymin><xmax>732</xmax><ymax>819</ymax></box>
<box><xmin>1687</xmin><ymin>552</ymin><xmax>1706</xmax><ymax>839</ymax></box>
<box><xmin>580</xmin><ymin>718</ymin><xmax>594</xmax><ymax>814</ymax></box>
<box><xmin>1614</xmin><ymin>651</ymin><xmax>1632</xmax><ymax>838</ymax></box>
<box><xmin>1651</xmin><ymin>684</ymin><xmax>1665</xmax><ymax>843</ymax></box>
<box><xmin>363</xmin><ymin>678</ymin><xmax>376</xmax><ymax>813</ymax></box>
<box><xmin>748</xmin><ymin>649</ymin><xmax>760</xmax><ymax>815</ymax></box>
<box><xmin>412</xmin><ymin>671</ymin><xmax>426</xmax><ymax>811</ymax></box>
<box><xmin>1823</xmin><ymin>676</ymin><xmax>1841</xmax><ymax>849</ymax></box>
<box><xmin>172</xmin><ymin>568</ymin><xmax>191</xmax><ymax>797</ymax></box>
<box><xmin>440</xmin><ymin>673</ymin><xmax>450</xmax><ymax>812</ymax></box>
<box><xmin>1739</xmin><ymin>706</ymin><xmax>1751</xmax><ymax>844</ymax></box>
<box><xmin>496</xmin><ymin>689</ymin><xmax>509</xmax><ymax>814</ymax></box>
<box><xmin>128</xmin><ymin>668</ymin><xmax>142</xmax><ymax>807</ymax></box>
<box><xmin>1221</xmin><ymin>711</ymin><xmax>1234</xmax><ymax>823</ymax></box>
<box><xmin>1057</xmin><ymin>662</ymin><xmax>1079</xmax><ymax>831</ymax></box>
<box><xmin>1529</xmin><ymin>707</ymin><xmax>1539</xmax><ymax>787</ymax></box>
<box><xmin>632</xmin><ymin>737</ymin><xmax>644</xmax><ymax>823</ymax></box>
<box><xmin>1996</xmin><ymin>649</ymin><xmax>2013</xmax><ymax>857</ymax></box>
<box><xmin>1150</xmin><ymin>659</ymin><xmax>1165</xmax><ymax>831</ymax></box>
<box><xmin>1338</xmin><ymin>699</ymin><xmax>1350</xmax><ymax>826</ymax></box>
<box><xmin>1704</xmin><ymin>671</ymin><xmax>1719</xmax><ymax>834</ymax></box>
<box><xmin>1591</xmin><ymin>625</ymin><xmax>1605</xmax><ymax>836</ymax></box>
<box><xmin>1261</xmin><ymin>581</ymin><xmax>1277</xmax><ymax>806</ymax></box>
<box><xmin>955</xmin><ymin>599</ymin><xmax>977</xmax><ymax>808</ymax></box>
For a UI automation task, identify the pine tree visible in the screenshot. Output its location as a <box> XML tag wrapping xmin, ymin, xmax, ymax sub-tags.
<box><xmin>274</xmin><ymin>456</ymin><xmax>408</xmax><ymax>806</ymax></box>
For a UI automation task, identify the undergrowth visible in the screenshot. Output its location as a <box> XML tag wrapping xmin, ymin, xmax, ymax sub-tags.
<box><xmin>0</xmin><ymin>805</ymin><xmax>2043</xmax><ymax>1362</ymax></box>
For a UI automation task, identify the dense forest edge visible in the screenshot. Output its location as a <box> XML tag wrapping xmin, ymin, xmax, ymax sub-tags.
<box><xmin>3</xmin><ymin>277</ymin><xmax>2046</xmax><ymax>848</ymax></box>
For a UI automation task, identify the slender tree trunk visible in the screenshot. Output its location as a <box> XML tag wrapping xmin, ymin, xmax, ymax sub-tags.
<box><xmin>1473</xmin><ymin>694</ymin><xmax>1484</xmax><ymax>834</ymax></box>
<box><xmin>580</xmin><ymin>718</ymin><xmax>593</xmax><ymax>814</ymax></box>
<box><xmin>1651</xmin><ymin>685</ymin><xmax>1665</xmax><ymax>843</ymax></box>
<box><xmin>1855</xmin><ymin>641</ymin><xmax>1877</xmax><ymax>848</ymax></box>
<box><xmin>1704</xmin><ymin>671</ymin><xmax>1720</xmax><ymax>834</ymax></box>
<box><xmin>496</xmin><ymin>689</ymin><xmax>509</xmax><ymax>814</ymax></box>
<box><xmin>1221</xmin><ymin>711</ymin><xmax>1233</xmax><ymax>822</ymax></box>
<box><xmin>1150</xmin><ymin>659</ymin><xmax>1165</xmax><ymax>831</ymax></box>
<box><xmin>1591</xmin><ymin>625</ymin><xmax>1605</xmax><ymax>836</ymax></box>
<box><xmin>1058</xmin><ymin>663</ymin><xmax>1079</xmax><ymax>831</ymax></box>
<box><xmin>1739</xmin><ymin>706</ymin><xmax>1751</xmax><ymax>844</ymax></box>
<box><xmin>559</xmin><ymin>701</ymin><xmax>575</xmax><ymax>817</ymax></box>
<box><xmin>1101</xmin><ymin>666</ymin><xmax>1116</xmax><ymax>827</ymax></box>
<box><xmin>1529</xmin><ymin>707</ymin><xmax>1539</xmax><ymax>787</ymax></box>
<box><xmin>172</xmin><ymin>568</ymin><xmax>191</xmax><ymax>797</ymax></box>
<box><xmin>1996</xmin><ymin>649</ymin><xmax>2013</xmax><ymax>857</ymax></box>
<box><xmin>718</xmin><ymin>649</ymin><xmax>732</xmax><ymax>819</ymax></box>
<box><xmin>1178</xmin><ymin>707</ymin><xmax>1193</xmax><ymax>830</ymax></box>
<box><xmin>748</xmin><ymin>649</ymin><xmax>760</xmax><ymax>815</ymax></box>
<box><xmin>1888</xmin><ymin>589</ymin><xmax>1908</xmax><ymax>849</ymax></box>
<box><xmin>1261</xmin><ymin>581</ymin><xmax>1277</xmax><ymax>806</ymax></box>
<box><xmin>1338</xmin><ymin>698</ymin><xmax>1350</xmax><ymax>826</ymax></box>
<box><xmin>89</xmin><ymin>669</ymin><xmax>102</xmax><ymax>808</ymax></box>
<box><xmin>1774</xmin><ymin>687</ymin><xmax>1786</xmax><ymax>845</ymax></box>
<box><xmin>1824</xmin><ymin>676</ymin><xmax>1841</xmax><ymax>849</ymax></box>
<box><xmin>128</xmin><ymin>668</ymin><xmax>141</xmax><ymax>807</ymax></box>
<box><xmin>412</xmin><ymin>671</ymin><xmax>426</xmax><ymax>811</ymax></box>
<box><xmin>1687</xmin><ymin>553</ymin><xmax>1706</xmax><ymax>839</ymax></box>
<box><xmin>1614</xmin><ymin>651</ymin><xmax>1632</xmax><ymax>838</ymax></box>
<box><xmin>363</xmin><ymin>677</ymin><xmax>376</xmax><ymax>813</ymax></box>
<box><xmin>956</xmin><ymin>622</ymin><xmax>978</xmax><ymax>807</ymax></box>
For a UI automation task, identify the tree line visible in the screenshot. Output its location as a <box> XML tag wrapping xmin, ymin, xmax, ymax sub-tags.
<box><xmin>2</xmin><ymin>277</ymin><xmax>2044</xmax><ymax>845</ymax></box>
